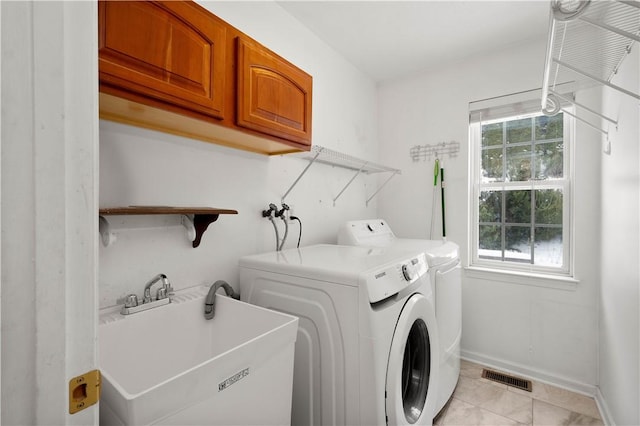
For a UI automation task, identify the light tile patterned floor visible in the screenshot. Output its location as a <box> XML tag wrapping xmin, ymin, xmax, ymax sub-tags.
<box><xmin>434</xmin><ymin>360</ymin><xmax>603</xmax><ymax>426</ymax></box>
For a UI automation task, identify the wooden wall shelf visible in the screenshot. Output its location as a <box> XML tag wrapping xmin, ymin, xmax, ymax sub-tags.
<box><xmin>99</xmin><ymin>206</ymin><xmax>238</xmax><ymax>248</ymax></box>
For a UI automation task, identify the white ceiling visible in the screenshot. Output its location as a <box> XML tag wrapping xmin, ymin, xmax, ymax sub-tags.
<box><xmin>276</xmin><ymin>1</ymin><xmax>551</xmax><ymax>82</ymax></box>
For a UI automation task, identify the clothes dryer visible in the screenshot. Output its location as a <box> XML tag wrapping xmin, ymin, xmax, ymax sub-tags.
<box><xmin>239</xmin><ymin>244</ymin><xmax>440</xmax><ymax>426</ymax></box>
<box><xmin>338</xmin><ymin>220</ymin><xmax>461</xmax><ymax>415</ymax></box>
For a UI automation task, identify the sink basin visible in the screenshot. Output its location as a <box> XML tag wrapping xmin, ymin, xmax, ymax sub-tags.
<box><xmin>99</xmin><ymin>285</ymin><xmax>298</xmax><ymax>425</ymax></box>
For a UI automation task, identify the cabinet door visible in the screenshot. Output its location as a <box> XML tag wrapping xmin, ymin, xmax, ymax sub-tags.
<box><xmin>237</xmin><ymin>38</ymin><xmax>312</xmax><ymax>146</ymax></box>
<box><xmin>99</xmin><ymin>1</ymin><xmax>226</xmax><ymax>119</ymax></box>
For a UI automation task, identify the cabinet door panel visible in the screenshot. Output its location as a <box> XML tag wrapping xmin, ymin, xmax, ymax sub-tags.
<box><xmin>237</xmin><ymin>38</ymin><xmax>312</xmax><ymax>145</ymax></box>
<box><xmin>99</xmin><ymin>1</ymin><xmax>226</xmax><ymax>119</ymax></box>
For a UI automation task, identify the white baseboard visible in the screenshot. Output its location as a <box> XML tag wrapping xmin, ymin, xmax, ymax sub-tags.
<box><xmin>595</xmin><ymin>387</ymin><xmax>615</xmax><ymax>426</ymax></box>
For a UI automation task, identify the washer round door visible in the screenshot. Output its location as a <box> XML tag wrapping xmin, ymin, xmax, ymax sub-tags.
<box><xmin>386</xmin><ymin>293</ymin><xmax>439</xmax><ymax>425</ymax></box>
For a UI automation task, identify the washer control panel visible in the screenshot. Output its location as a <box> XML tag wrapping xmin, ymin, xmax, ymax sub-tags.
<box><xmin>364</xmin><ymin>254</ymin><xmax>428</xmax><ymax>304</ymax></box>
<box><xmin>338</xmin><ymin>219</ymin><xmax>395</xmax><ymax>246</ymax></box>
<box><xmin>401</xmin><ymin>262</ymin><xmax>418</xmax><ymax>281</ymax></box>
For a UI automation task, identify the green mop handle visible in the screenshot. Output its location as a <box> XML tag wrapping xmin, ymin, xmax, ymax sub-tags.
<box><xmin>430</xmin><ymin>159</ymin><xmax>440</xmax><ymax>239</ymax></box>
<box><xmin>440</xmin><ymin>166</ymin><xmax>446</xmax><ymax>238</ymax></box>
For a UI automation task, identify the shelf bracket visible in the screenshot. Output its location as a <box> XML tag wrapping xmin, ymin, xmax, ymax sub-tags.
<box><xmin>366</xmin><ymin>170</ymin><xmax>400</xmax><ymax>207</ymax></box>
<box><xmin>282</xmin><ymin>147</ymin><xmax>323</xmax><ymax>204</ymax></box>
<box><xmin>98</xmin><ymin>215</ymin><xmax>116</xmax><ymax>247</ymax></box>
<box><xmin>190</xmin><ymin>214</ymin><xmax>220</xmax><ymax>248</ymax></box>
<box><xmin>333</xmin><ymin>163</ymin><xmax>368</xmax><ymax>206</ymax></box>
<box><xmin>179</xmin><ymin>213</ymin><xmax>222</xmax><ymax>248</ymax></box>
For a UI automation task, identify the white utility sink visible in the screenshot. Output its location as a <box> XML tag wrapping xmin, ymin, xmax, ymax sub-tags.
<box><xmin>99</xmin><ymin>285</ymin><xmax>298</xmax><ymax>425</ymax></box>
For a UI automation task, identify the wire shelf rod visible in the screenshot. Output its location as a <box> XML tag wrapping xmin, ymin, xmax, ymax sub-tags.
<box><xmin>332</xmin><ymin>163</ymin><xmax>368</xmax><ymax>206</ymax></box>
<box><xmin>366</xmin><ymin>170</ymin><xmax>400</xmax><ymax>207</ymax></box>
<box><xmin>550</xmin><ymin>90</ymin><xmax>618</xmax><ymax>126</ymax></box>
<box><xmin>553</xmin><ymin>58</ymin><xmax>640</xmax><ymax>100</ymax></box>
<box><xmin>554</xmin><ymin>29</ymin><xmax>634</xmax><ymax>76</ymax></box>
<box><xmin>561</xmin><ymin>107</ymin><xmax>609</xmax><ymax>137</ymax></box>
<box><xmin>542</xmin><ymin>13</ymin><xmax>559</xmax><ymax>108</ymax></box>
<box><xmin>619</xmin><ymin>0</ymin><xmax>640</xmax><ymax>9</ymax></box>
<box><xmin>579</xmin><ymin>15</ymin><xmax>640</xmax><ymax>43</ymax></box>
<box><xmin>281</xmin><ymin>147</ymin><xmax>323</xmax><ymax>203</ymax></box>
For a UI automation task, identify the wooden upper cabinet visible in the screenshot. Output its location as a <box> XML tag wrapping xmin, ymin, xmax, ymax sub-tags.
<box><xmin>237</xmin><ymin>37</ymin><xmax>313</xmax><ymax>146</ymax></box>
<box><xmin>98</xmin><ymin>1</ymin><xmax>227</xmax><ymax>119</ymax></box>
<box><xmin>98</xmin><ymin>1</ymin><xmax>313</xmax><ymax>154</ymax></box>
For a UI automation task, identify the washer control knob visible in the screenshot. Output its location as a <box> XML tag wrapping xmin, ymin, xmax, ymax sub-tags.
<box><xmin>401</xmin><ymin>263</ymin><xmax>416</xmax><ymax>281</ymax></box>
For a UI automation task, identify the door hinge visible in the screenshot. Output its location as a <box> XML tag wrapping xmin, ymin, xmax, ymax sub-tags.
<box><xmin>69</xmin><ymin>369</ymin><xmax>100</xmax><ymax>414</ymax></box>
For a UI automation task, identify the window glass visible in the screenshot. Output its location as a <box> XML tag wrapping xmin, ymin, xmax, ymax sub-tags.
<box><xmin>534</xmin><ymin>227</ymin><xmax>563</xmax><ymax>267</ymax></box>
<box><xmin>479</xmin><ymin>191</ymin><xmax>501</xmax><ymax>222</ymax></box>
<box><xmin>534</xmin><ymin>142</ymin><xmax>563</xmax><ymax>180</ymax></box>
<box><xmin>535</xmin><ymin>189</ymin><xmax>563</xmax><ymax>225</ymax></box>
<box><xmin>478</xmin><ymin>225</ymin><xmax>501</xmax><ymax>259</ymax></box>
<box><xmin>482</xmin><ymin>123</ymin><xmax>503</xmax><ymax>147</ymax></box>
<box><xmin>505</xmin><ymin>190</ymin><xmax>531</xmax><ymax>224</ymax></box>
<box><xmin>481</xmin><ymin>148</ymin><xmax>503</xmax><ymax>182</ymax></box>
<box><xmin>506</xmin><ymin>145</ymin><xmax>531</xmax><ymax>182</ymax></box>
<box><xmin>535</xmin><ymin>114</ymin><xmax>563</xmax><ymax>139</ymax></box>
<box><xmin>472</xmin><ymin>111</ymin><xmax>570</xmax><ymax>274</ymax></box>
<box><xmin>506</xmin><ymin>118</ymin><xmax>532</xmax><ymax>144</ymax></box>
<box><xmin>504</xmin><ymin>226</ymin><xmax>531</xmax><ymax>263</ymax></box>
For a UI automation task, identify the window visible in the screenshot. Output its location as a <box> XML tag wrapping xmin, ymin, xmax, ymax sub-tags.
<box><xmin>470</xmin><ymin>95</ymin><xmax>572</xmax><ymax>276</ymax></box>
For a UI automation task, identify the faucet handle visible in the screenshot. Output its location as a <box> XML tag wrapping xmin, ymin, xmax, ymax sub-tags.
<box><xmin>124</xmin><ymin>294</ymin><xmax>139</xmax><ymax>308</ymax></box>
<box><xmin>162</xmin><ymin>277</ymin><xmax>174</xmax><ymax>297</ymax></box>
<box><xmin>156</xmin><ymin>287</ymin><xmax>167</xmax><ymax>300</ymax></box>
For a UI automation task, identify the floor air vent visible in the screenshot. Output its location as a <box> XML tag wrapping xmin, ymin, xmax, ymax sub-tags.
<box><xmin>481</xmin><ymin>369</ymin><xmax>532</xmax><ymax>392</ymax></box>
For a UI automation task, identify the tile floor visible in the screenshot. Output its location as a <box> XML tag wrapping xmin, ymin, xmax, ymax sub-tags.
<box><xmin>434</xmin><ymin>360</ymin><xmax>603</xmax><ymax>426</ymax></box>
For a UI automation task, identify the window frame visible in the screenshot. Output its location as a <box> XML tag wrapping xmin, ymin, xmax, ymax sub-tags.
<box><xmin>469</xmin><ymin>108</ymin><xmax>574</xmax><ymax>277</ymax></box>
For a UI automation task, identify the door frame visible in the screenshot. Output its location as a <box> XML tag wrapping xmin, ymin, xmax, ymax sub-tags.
<box><xmin>1</xmin><ymin>1</ymin><xmax>99</xmax><ymax>424</ymax></box>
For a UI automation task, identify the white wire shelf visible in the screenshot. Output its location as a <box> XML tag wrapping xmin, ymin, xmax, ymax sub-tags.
<box><xmin>284</xmin><ymin>145</ymin><xmax>401</xmax><ymax>206</ymax></box>
<box><xmin>541</xmin><ymin>0</ymin><xmax>639</xmax><ymax>145</ymax></box>
<box><xmin>295</xmin><ymin>145</ymin><xmax>400</xmax><ymax>174</ymax></box>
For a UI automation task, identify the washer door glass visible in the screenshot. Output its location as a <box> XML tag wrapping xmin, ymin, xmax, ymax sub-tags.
<box><xmin>401</xmin><ymin>319</ymin><xmax>430</xmax><ymax>422</ymax></box>
<box><xmin>386</xmin><ymin>294</ymin><xmax>436</xmax><ymax>425</ymax></box>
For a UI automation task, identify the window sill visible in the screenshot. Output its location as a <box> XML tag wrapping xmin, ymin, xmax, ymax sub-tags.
<box><xmin>464</xmin><ymin>266</ymin><xmax>579</xmax><ymax>291</ymax></box>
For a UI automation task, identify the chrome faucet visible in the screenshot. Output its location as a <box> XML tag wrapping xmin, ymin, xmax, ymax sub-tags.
<box><xmin>121</xmin><ymin>273</ymin><xmax>174</xmax><ymax>315</ymax></box>
<box><xmin>204</xmin><ymin>280</ymin><xmax>239</xmax><ymax>320</ymax></box>
<box><xmin>143</xmin><ymin>273</ymin><xmax>173</xmax><ymax>303</ymax></box>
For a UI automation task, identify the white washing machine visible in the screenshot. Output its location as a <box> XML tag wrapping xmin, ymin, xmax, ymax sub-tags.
<box><xmin>239</xmin><ymin>244</ymin><xmax>440</xmax><ymax>426</ymax></box>
<box><xmin>338</xmin><ymin>219</ymin><xmax>461</xmax><ymax>415</ymax></box>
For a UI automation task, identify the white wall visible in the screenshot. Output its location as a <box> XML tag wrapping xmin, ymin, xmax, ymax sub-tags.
<box><xmin>99</xmin><ymin>1</ymin><xmax>381</xmax><ymax>308</ymax></box>
<box><xmin>377</xmin><ymin>39</ymin><xmax>602</xmax><ymax>392</ymax></box>
<box><xmin>598</xmin><ymin>46</ymin><xmax>639</xmax><ymax>425</ymax></box>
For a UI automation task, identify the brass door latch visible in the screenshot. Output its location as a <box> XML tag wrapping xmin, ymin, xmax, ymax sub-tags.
<box><xmin>69</xmin><ymin>370</ymin><xmax>100</xmax><ymax>414</ymax></box>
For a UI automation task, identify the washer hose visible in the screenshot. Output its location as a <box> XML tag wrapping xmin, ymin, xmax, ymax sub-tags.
<box><xmin>268</xmin><ymin>216</ymin><xmax>280</xmax><ymax>251</ymax></box>
<box><xmin>278</xmin><ymin>215</ymin><xmax>289</xmax><ymax>251</ymax></box>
